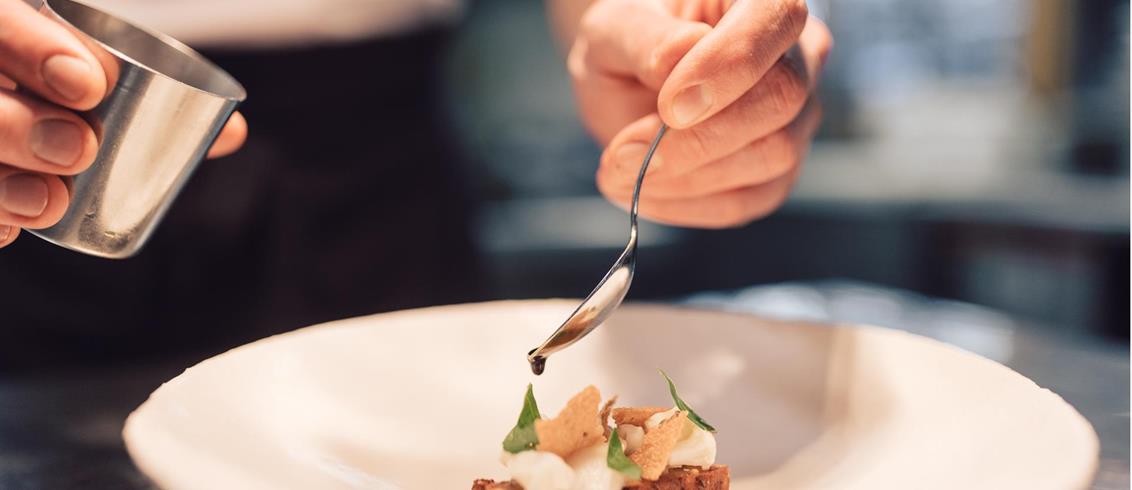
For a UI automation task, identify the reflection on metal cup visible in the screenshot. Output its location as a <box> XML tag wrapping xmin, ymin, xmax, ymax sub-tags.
<box><xmin>30</xmin><ymin>0</ymin><xmax>246</xmax><ymax>258</ymax></box>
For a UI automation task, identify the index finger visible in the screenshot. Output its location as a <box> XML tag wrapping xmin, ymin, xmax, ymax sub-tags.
<box><xmin>657</xmin><ymin>0</ymin><xmax>809</xmax><ymax>128</ymax></box>
<box><xmin>0</xmin><ymin>0</ymin><xmax>107</xmax><ymax>110</ymax></box>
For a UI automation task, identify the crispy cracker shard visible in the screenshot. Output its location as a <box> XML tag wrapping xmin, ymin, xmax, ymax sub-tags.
<box><xmin>630</xmin><ymin>410</ymin><xmax>688</xmax><ymax>480</ymax></box>
<box><xmin>600</xmin><ymin>395</ymin><xmax>618</xmax><ymax>439</ymax></box>
<box><xmin>612</xmin><ymin>407</ymin><xmax>669</xmax><ymax>427</ymax></box>
<box><xmin>533</xmin><ymin>385</ymin><xmax>605</xmax><ymax>458</ymax></box>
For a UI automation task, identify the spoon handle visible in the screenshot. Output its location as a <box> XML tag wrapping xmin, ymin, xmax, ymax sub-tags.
<box><xmin>630</xmin><ymin>124</ymin><xmax>668</xmax><ymax>231</ymax></box>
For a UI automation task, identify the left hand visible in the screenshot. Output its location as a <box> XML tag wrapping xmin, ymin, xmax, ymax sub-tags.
<box><xmin>568</xmin><ymin>0</ymin><xmax>832</xmax><ymax>228</ymax></box>
<box><xmin>0</xmin><ymin>0</ymin><xmax>246</xmax><ymax>249</ymax></box>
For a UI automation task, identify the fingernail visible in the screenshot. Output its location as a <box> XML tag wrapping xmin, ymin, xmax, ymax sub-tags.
<box><xmin>0</xmin><ymin>174</ymin><xmax>50</xmax><ymax>218</ymax></box>
<box><xmin>30</xmin><ymin>119</ymin><xmax>85</xmax><ymax>167</ymax></box>
<box><xmin>672</xmin><ymin>84</ymin><xmax>712</xmax><ymax>126</ymax></box>
<box><xmin>41</xmin><ymin>54</ymin><xmax>93</xmax><ymax>102</ymax></box>
<box><xmin>0</xmin><ymin>226</ymin><xmax>11</xmax><ymax>242</ymax></box>
<box><xmin>616</xmin><ymin>143</ymin><xmax>662</xmax><ymax>174</ymax></box>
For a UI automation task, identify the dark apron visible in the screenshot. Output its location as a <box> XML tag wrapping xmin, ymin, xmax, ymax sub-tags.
<box><xmin>0</xmin><ymin>27</ymin><xmax>482</xmax><ymax>372</ymax></box>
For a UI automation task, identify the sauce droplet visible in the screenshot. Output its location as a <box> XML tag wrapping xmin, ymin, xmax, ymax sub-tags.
<box><xmin>529</xmin><ymin>352</ymin><xmax>546</xmax><ymax>376</ymax></box>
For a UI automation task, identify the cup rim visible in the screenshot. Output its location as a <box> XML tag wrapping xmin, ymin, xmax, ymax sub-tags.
<box><xmin>41</xmin><ymin>0</ymin><xmax>247</xmax><ymax>103</ymax></box>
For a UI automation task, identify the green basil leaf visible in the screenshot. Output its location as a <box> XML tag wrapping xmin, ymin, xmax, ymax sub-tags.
<box><xmin>502</xmin><ymin>383</ymin><xmax>541</xmax><ymax>453</ymax></box>
<box><xmin>660</xmin><ymin>370</ymin><xmax>717</xmax><ymax>433</ymax></box>
<box><xmin>502</xmin><ymin>425</ymin><xmax>538</xmax><ymax>454</ymax></box>
<box><xmin>606</xmin><ymin>427</ymin><xmax>642</xmax><ymax>479</ymax></box>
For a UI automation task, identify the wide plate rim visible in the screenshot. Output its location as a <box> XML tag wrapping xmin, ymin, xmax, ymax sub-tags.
<box><xmin>122</xmin><ymin>299</ymin><xmax>1101</xmax><ymax>489</ymax></box>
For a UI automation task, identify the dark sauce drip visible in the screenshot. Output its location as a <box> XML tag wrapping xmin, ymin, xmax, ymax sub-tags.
<box><xmin>528</xmin><ymin>351</ymin><xmax>547</xmax><ymax>375</ymax></box>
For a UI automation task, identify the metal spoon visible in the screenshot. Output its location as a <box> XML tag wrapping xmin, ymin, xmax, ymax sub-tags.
<box><xmin>527</xmin><ymin>124</ymin><xmax>668</xmax><ymax>375</ymax></box>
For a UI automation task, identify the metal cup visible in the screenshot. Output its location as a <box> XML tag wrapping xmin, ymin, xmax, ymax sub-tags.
<box><xmin>29</xmin><ymin>0</ymin><xmax>246</xmax><ymax>258</ymax></box>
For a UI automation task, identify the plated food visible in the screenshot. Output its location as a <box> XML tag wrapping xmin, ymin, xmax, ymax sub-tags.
<box><xmin>473</xmin><ymin>372</ymin><xmax>729</xmax><ymax>490</ymax></box>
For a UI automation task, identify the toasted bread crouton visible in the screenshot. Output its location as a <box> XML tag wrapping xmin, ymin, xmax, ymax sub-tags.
<box><xmin>471</xmin><ymin>465</ymin><xmax>729</xmax><ymax>490</ymax></box>
<box><xmin>631</xmin><ymin>465</ymin><xmax>730</xmax><ymax>489</ymax></box>
<box><xmin>470</xmin><ymin>479</ymin><xmax>521</xmax><ymax>490</ymax></box>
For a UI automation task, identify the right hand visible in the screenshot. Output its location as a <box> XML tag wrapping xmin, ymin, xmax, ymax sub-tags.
<box><xmin>568</xmin><ymin>0</ymin><xmax>830</xmax><ymax>229</ymax></box>
<box><xmin>0</xmin><ymin>0</ymin><xmax>246</xmax><ymax>249</ymax></box>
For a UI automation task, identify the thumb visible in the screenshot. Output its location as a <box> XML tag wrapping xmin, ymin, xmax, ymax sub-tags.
<box><xmin>578</xmin><ymin>0</ymin><xmax>710</xmax><ymax>90</ymax></box>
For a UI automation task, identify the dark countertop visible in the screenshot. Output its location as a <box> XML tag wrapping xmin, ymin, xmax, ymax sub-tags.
<box><xmin>0</xmin><ymin>282</ymin><xmax>1127</xmax><ymax>489</ymax></box>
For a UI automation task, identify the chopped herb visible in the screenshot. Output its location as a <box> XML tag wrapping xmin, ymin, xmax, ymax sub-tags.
<box><xmin>502</xmin><ymin>383</ymin><xmax>542</xmax><ymax>453</ymax></box>
<box><xmin>659</xmin><ymin>370</ymin><xmax>716</xmax><ymax>433</ymax></box>
<box><xmin>606</xmin><ymin>427</ymin><xmax>642</xmax><ymax>479</ymax></box>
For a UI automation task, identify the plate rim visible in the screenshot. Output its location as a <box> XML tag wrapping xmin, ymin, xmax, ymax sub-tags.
<box><xmin>122</xmin><ymin>299</ymin><xmax>1101</xmax><ymax>489</ymax></box>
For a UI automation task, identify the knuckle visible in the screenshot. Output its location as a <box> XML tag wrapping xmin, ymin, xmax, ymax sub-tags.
<box><xmin>748</xmin><ymin>132</ymin><xmax>798</xmax><ymax>180</ymax></box>
<box><xmin>648</xmin><ymin>26</ymin><xmax>704</xmax><ymax>84</ymax></box>
<box><xmin>0</xmin><ymin>92</ymin><xmax>24</xmax><ymax>143</ymax></box>
<box><xmin>577</xmin><ymin>3</ymin><xmax>605</xmax><ymax>39</ymax></box>
<box><xmin>763</xmin><ymin>59</ymin><xmax>808</xmax><ymax>116</ymax></box>
<box><xmin>777</xmin><ymin>0</ymin><xmax>810</xmax><ymax>38</ymax></box>
<box><xmin>769</xmin><ymin>131</ymin><xmax>802</xmax><ymax>168</ymax></box>
<box><xmin>679</xmin><ymin>125</ymin><xmax>718</xmax><ymax>164</ymax></box>
<box><xmin>567</xmin><ymin>43</ymin><xmax>588</xmax><ymax>81</ymax></box>
<box><xmin>646</xmin><ymin>40</ymin><xmax>682</xmax><ymax>84</ymax></box>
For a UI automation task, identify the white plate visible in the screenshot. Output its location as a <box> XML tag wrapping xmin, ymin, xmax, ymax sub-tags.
<box><xmin>124</xmin><ymin>300</ymin><xmax>1098</xmax><ymax>489</ymax></box>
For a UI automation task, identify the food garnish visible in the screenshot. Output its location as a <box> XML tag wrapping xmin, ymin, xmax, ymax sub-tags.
<box><xmin>660</xmin><ymin>370</ymin><xmax>716</xmax><ymax>433</ymax></box>
<box><xmin>502</xmin><ymin>383</ymin><xmax>542</xmax><ymax>453</ymax></box>
<box><xmin>606</xmin><ymin>427</ymin><xmax>642</xmax><ymax>480</ymax></box>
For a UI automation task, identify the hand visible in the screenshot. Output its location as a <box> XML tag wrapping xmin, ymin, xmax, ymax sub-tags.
<box><xmin>0</xmin><ymin>0</ymin><xmax>246</xmax><ymax>249</ymax></box>
<box><xmin>569</xmin><ymin>0</ymin><xmax>831</xmax><ymax>228</ymax></box>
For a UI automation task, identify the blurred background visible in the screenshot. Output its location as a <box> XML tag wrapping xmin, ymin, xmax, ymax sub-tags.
<box><xmin>445</xmin><ymin>0</ymin><xmax>1129</xmax><ymax>341</ymax></box>
<box><xmin>2</xmin><ymin>0</ymin><xmax>1123</xmax><ymax>361</ymax></box>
